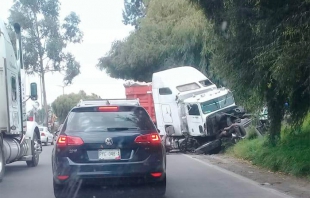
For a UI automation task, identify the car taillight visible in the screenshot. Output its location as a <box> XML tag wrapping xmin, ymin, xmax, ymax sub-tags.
<box><xmin>57</xmin><ymin>175</ymin><xmax>69</xmax><ymax>180</ymax></box>
<box><xmin>57</xmin><ymin>135</ymin><xmax>84</xmax><ymax>147</ymax></box>
<box><xmin>151</xmin><ymin>172</ymin><xmax>162</xmax><ymax>177</ymax></box>
<box><xmin>98</xmin><ymin>106</ymin><xmax>119</xmax><ymax>112</ymax></box>
<box><xmin>41</xmin><ymin>133</ymin><xmax>45</xmax><ymax>136</ymax></box>
<box><xmin>134</xmin><ymin>133</ymin><xmax>161</xmax><ymax>144</ymax></box>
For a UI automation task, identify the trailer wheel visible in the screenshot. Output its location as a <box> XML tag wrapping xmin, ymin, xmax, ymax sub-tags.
<box><xmin>26</xmin><ymin>132</ymin><xmax>40</xmax><ymax>167</ymax></box>
<box><xmin>0</xmin><ymin>144</ymin><xmax>5</xmax><ymax>182</ymax></box>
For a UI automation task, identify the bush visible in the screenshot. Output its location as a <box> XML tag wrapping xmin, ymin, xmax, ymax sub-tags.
<box><xmin>228</xmin><ymin>115</ymin><xmax>310</xmax><ymax>178</ymax></box>
<box><xmin>245</xmin><ymin>126</ymin><xmax>259</xmax><ymax>140</ymax></box>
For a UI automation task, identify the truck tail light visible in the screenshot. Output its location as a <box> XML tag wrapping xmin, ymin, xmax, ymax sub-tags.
<box><xmin>41</xmin><ymin>133</ymin><xmax>45</xmax><ymax>136</ymax></box>
<box><xmin>135</xmin><ymin>133</ymin><xmax>161</xmax><ymax>144</ymax></box>
<box><xmin>57</xmin><ymin>135</ymin><xmax>84</xmax><ymax>147</ymax></box>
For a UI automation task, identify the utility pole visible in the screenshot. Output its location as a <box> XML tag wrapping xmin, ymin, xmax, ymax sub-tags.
<box><xmin>57</xmin><ymin>85</ymin><xmax>66</xmax><ymax>95</ymax></box>
<box><xmin>38</xmin><ymin>74</ymin><xmax>45</xmax><ymax>125</ymax></box>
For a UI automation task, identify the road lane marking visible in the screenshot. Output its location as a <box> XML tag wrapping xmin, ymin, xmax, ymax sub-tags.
<box><xmin>183</xmin><ymin>154</ymin><xmax>294</xmax><ymax>198</ymax></box>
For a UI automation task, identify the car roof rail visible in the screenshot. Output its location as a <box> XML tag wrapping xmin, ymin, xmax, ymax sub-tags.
<box><xmin>76</xmin><ymin>99</ymin><xmax>140</xmax><ymax>107</ymax></box>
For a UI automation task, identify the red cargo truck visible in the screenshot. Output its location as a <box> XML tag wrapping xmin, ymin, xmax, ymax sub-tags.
<box><xmin>124</xmin><ymin>83</ymin><xmax>156</xmax><ymax>124</ymax></box>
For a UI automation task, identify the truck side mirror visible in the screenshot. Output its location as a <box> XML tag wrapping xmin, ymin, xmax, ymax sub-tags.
<box><xmin>30</xmin><ymin>82</ymin><xmax>38</xmax><ymax>101</ymax></box>
<box><xmin>165</xmin><ymin>126</ymin><xmax>175</xmax><ymax>136</ymax></box>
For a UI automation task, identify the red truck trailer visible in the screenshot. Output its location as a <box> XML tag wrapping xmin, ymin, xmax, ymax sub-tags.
<box><xmin>124</xmin><ymin>82</ymin><xmax>156</xmax><ymax>124</ymax></box>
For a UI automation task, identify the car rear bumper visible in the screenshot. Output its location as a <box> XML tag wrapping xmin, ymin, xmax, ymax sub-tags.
<box><xmin>41</xmin><ymin>136</ymin><xmax>47</xmax><ymax>142</ymax></box>
<box><xmin>53</xmin><ymin>155</ymin><xmax>165</xmax><ymax>185</ymax></box>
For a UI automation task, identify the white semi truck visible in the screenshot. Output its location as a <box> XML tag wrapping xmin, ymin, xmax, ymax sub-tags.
<box><xmin>152</xmin><ymin>66</ymin><xmax>251</xmax><ymax>153</ymax></box>
<box><xmin>0</xmin><ymin>19</ymin><xmax>42</xmax><ymax>182</ymax></box>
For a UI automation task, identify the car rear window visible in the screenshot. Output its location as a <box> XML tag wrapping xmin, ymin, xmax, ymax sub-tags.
<box><xmin>63</xmin><ymin>106</ymin><xmax>156</xmax><ymax>132</ymax></box>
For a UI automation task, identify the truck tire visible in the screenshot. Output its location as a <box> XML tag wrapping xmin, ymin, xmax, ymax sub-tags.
<box><xmin>0</xmin><ymin>144</ymin><xmax>5</xmax><ymax>183</ymax></box>
<box><xmin>26</xmin><ymin>132</ymin><xmax>40</xmax><ymax>167</ymax></box>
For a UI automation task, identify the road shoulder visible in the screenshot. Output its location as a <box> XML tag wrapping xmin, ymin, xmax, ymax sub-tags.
<box><xmin>188</xmin><ymin>154</ymin><xmax>310</xmax><ymax>198</ymax></box>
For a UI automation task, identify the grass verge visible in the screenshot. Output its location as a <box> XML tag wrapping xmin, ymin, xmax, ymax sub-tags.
<box><xmin>228</xmin><ymin>114</ymin><xmax>310</xmax><ymax>178</ymax></box>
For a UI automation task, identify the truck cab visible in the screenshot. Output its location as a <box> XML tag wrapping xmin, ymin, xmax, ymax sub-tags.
<box><xmin>0</xmin><ymin>19</ymin><xmax>41</xmax><ymax>182</ymax></box>
<box><xmin>182</xmin><ymin>88</ymin><xmax>236</xmax><ymax>137</ymax></box>
<box><xmin>151</xmin><ymin>66</ymin><xmax>217</xmax><ymax>137</ymax></box>
<box><xmin>127</xmin><ymin>66</ymin><xmax>249</xmax><ymax>152</ymax></box>
<box><xmin>0</xmin><ymin>21</ymin><xmax>23</xmax><ymax>134</ymax></box>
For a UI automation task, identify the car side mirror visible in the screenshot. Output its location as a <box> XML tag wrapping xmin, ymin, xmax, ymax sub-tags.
<box><xmin>30</xmin><ymin>82</ymin><xmax>38</xmax><ymax>101</ymax></box>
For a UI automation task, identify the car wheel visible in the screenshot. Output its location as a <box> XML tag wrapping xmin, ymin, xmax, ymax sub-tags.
<box><xmin>53</xmin><ymin>180</ymin><xmax>67</xmax><ymax>198</ymax></box>
<box><xmin>53</xmin><ymin>180</ymin><xmax>78</xmax><ymax>198</ymax></box>
<box><xmin>149</xmin><ymin>176</ymin><xmax>166</xmax><ymax>197</ymax></box>
<box><xmin>45</xmin><ymin>138</ymin><xmax>48</xmax><ymax>146</ymax></box>
<box><xmin>26</xmin><ymin>132</ymin><xmax>40</xmax><ymax>167</ymax></box>
<box><xmin>0</xmin><ymin>144</ymin><xmax>5</xmax><ymax>183</ymax></box>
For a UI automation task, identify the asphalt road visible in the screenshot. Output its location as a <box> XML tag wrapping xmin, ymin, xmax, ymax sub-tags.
<box><xmin>0</xmin><ymin>145</ymin><xmax>291</xmax><ymax>198</ymax></box>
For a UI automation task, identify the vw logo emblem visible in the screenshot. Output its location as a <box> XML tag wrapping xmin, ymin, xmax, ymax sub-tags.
<box><xmin>105</xmin><ymin>138</ymin><xmax>113</xmax><ymax>145</ymax></box>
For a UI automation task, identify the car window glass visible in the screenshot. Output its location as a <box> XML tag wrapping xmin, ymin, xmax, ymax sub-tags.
<box><xmin>65</xmin><ymin>106</ymin><xmax>156</xmax><ymax>132</ymax></box>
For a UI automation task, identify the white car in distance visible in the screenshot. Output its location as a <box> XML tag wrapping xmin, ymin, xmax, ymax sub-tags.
<box><xmin>39</xmin><ymin>126</ymin><xmax>54</xmax><ymax>146</ymax></box>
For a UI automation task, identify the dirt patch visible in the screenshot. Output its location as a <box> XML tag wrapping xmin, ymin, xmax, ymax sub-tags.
<box><xmin>191</xmin><ymin>154</ymin><xmax>310</xmax><ymax>198</ymax></box>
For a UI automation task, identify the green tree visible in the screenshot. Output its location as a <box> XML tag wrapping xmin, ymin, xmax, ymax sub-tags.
<box><xmin>8</xmin><ymin>0</ymin><xmax>83</xmax><ymax>127</ymax></box>
<box><xmin>192</xmin><ymin>0</ymin><xmax>310</xmax><ymax>144</ymax></box>
<box><xmin>122</xmin><ymin>0</ymin><xmax>148</xmax><ymax>29</ymax></box>
<box><xmin>98</xmin><ymin>0</ymin><xmax>220</xmax><ymax>85</ymax></box>
<box><xmin>52</xmin><ymin>91</ymin><xmax>100</xmax><ymax>123</ymax></box>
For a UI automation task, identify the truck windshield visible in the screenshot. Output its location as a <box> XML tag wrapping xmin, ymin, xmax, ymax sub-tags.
<box><xmin>200</xmin><ymin>93</ymin><xmax>235</xmax><ymax>114</ymax></box>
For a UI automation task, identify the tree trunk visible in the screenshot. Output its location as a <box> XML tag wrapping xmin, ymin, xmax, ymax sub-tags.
<box><xmin>266</xmin><ymin>82</ymin><xmax>286</xmax><ymax>146</ymax></box>
<box><xmin>39</xmin><ymin>58</ymin><xmax>48</xmax><ymax>127</ymax></box>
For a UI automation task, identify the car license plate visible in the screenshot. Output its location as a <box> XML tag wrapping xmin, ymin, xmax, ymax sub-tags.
<box><xmin>98</xmin><ymin>149</ymin><xmax>121</xmax><ymax>160</ymax></box>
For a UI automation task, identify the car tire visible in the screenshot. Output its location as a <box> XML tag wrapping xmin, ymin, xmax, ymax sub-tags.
<box><xmin>26</xmin><ymin>132</ymin><xmax>40</xmax><ymax>167</ymax></box>
<box><xmin>53</xmin><ymin>180</ymin><xmax>67</xmax><ymax>198</ymax></box>
<box><xmin>44</xmin><ymin>138</ymin><xmax>48</xmax><ymax>146</ymax></box>
<box><xmin>51</xmin><ymin>138</ymin><xmax>54</xmax><ymax>145</ymax></box>
<box><xmin>0</xmin><ymin>143</ymin><xmax>5</xmax><ymax>183</ymax></box>
<box><xmin>150</xmin><ymin>176</ymin><xmax>166</xmax><ymax>197</ymax></box>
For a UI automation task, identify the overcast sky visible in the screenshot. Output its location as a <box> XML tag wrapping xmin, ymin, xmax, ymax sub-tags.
<box><xmin>1</xmin><ymin>0</ymin><xmax>134</xmax><ymax>110</ymax></box>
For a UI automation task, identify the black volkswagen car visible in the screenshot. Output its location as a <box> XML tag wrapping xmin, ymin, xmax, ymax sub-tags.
<box><xmin>52</xmin><ymin>100</ymin><xmax>166</xmax><ymax>198</ymax></box>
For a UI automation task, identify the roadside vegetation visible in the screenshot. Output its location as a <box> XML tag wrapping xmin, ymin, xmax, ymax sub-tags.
<box><xmin>229</xmin><ymin>114</ymin><xmax>310</xmax><ymax>178</ymax></box>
